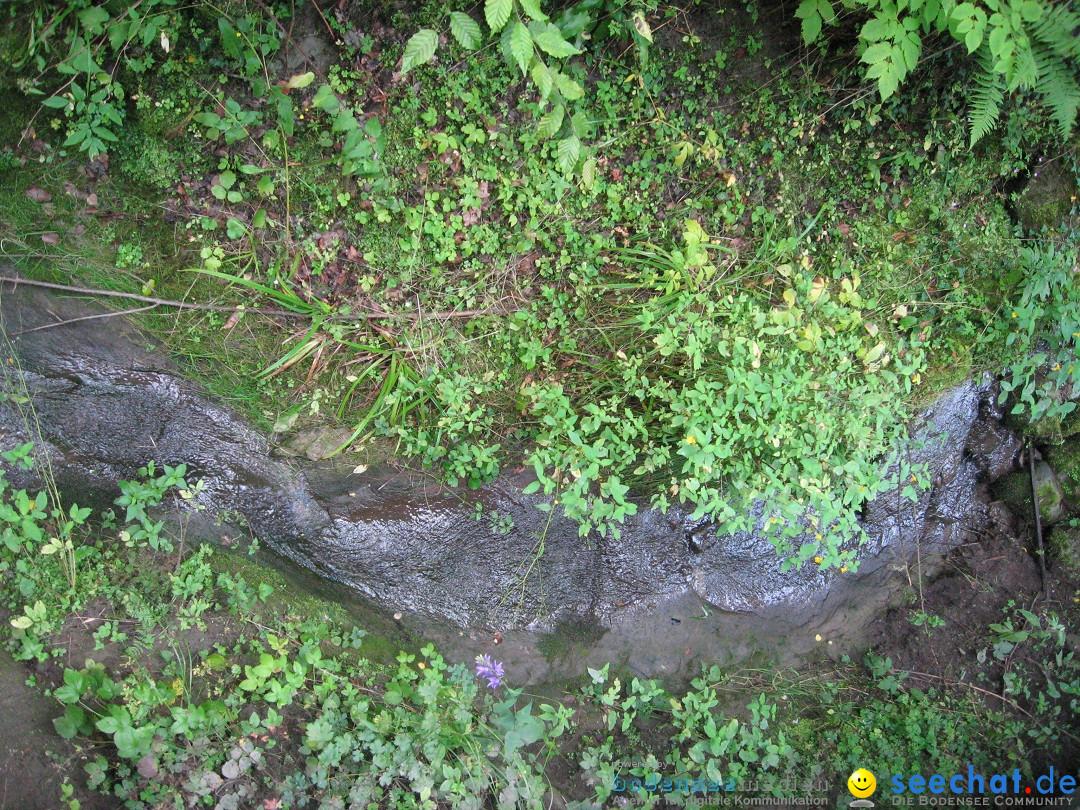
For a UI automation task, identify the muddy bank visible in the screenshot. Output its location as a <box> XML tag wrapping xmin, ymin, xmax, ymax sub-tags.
<box><xmin>0</xmin><ymin>272</ymin><xmax>1023</xmax><ymax>678</ymax></box>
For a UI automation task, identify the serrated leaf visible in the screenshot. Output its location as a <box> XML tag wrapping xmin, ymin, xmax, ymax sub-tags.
<box><xmin>485</xmin><ymin>0</ymin><xmax>513</xmax><ymax>32</ymax></box>
<box><xmin>531</xmin><ymin>58</ymin><xmax>553</xmax><ymax>99</ymax></box>
<box><xmin>1019</xmin><ymin>0</ymin><xmax>1042</xmax><ymax>22</ymax></box>
<box><xmin>509</xmin><ymin>21</ymin><xmax>533</xmax><ymax>74</ymax></box>
<box><xmin>552</xmin><ymin>69</ymin><xmax>583</xmax><ymax>100</ymax></box>
<box><xmin>519</xmin><ymin>0</ymin><xmax>548</xmax><ymax>21</ymax></box>
<box><xmin>861</xmin><ymin>41</ymin><xmax>893</xmax><ymax>64</ymax></box>
<box><xmin>556</xmin><ymin>134</ymin><xmax>581</xmax><ymax>173</ymax></box>
<box><xmin>802</xmin><ymin>12</ymin><xmax>823</xmax><ymax>42</ymax></box>
<box><xmin>532</xmin><ymin>22</ymin><xmax>579</xmax><ymax>57</ymax></box>
<box><xmin>536</xmin><ymin>103</ymin><xmax>564</xmax><ymax>138</ymax></box>
<box><xmin>570</xmin><ymin>109</ymin><xmax>590</xmax><ymax>138</ymax></box>
<box><xmin>632</xmin><ymin>12</ymin><xmax>653</xmax><ymax>42</ymax></box>
<box><xmin>401</xmin><ymin>28</ymin><xmax>438</xmax><ymax>73</ymax></box>
<box><xmin>580</xmin><ymin>156</ymin><xmax>596</xmax><ymax>190</ymax></box>
<box><xmin>861</xmin><ymin>16</ymin><xmax>888</xmax><ymax>41</ymax></box>
<box><xmin>450</xmin><ymin>12</ymin><xmax>483</xmax><ymax>49</ymax></box>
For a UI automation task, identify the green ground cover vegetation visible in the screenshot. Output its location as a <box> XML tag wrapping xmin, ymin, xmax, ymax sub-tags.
<box><xmin>0</xmin><ymin>436</ymin><xmax>1077</xmax><ymax>808</ymax></box>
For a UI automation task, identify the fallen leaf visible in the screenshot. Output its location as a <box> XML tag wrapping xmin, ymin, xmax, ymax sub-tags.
<box><xmin>26</xmin><ymin>187</ymin><xmax>51</xmax><ymax>203</ymax></box>
<box><xmin>40</xmin><ymin>233</ymin><xmax>60</xmax><ymax>245</ymax></box>
<box><xmin>85</xmin><ymin>192</ymin><xmax>98</xmax><ymax>207</ymax></box>
<box><xmin>137</xmin><ymin>754</ymin><xmax>158</xmax><ymax>778</ymax></box>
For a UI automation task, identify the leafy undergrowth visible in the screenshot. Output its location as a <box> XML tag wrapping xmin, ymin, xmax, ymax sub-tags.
<box><xmin>0</xmin><ymin>448</ymin><xmax>1077</xmax><ymax>809</ymax></box>
<box><xmin>1</xmin><ymin>0</ymin><xmax>1078</xmax><ymax>569</ymax></box>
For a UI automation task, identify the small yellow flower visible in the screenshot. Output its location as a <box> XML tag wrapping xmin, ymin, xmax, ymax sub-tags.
<box><xmin>685</xmin><ymin>435</ymin><xmax>697</xmax><ymax>445</ymax></box>
<box><xmin>840</xmin><ymin>565</ymin><xmax>848</xmax><ymax>573</ymax></box>
<box><xmin>1053</xmin><ymin>363</ymin><xmax>1061</xmax><ymax>371</ymax></box>
<box><xmin>417</xmin><ymin>662</ymin><xmax>426</xmax><ymax>670</ymax></box>
<box><xmin>1012</xmin><ymin>311</ymin><xmax>1019</xmax><ymax>318</ymax></box>
<box><xmin>813</xmin><ymin>556</ymin><xmax>823</xmax><ymax>564</ymax></box>
<box><xmin>814</xmin><ymin>533</ymin><xmax>822</xmax><ymax>540</ymax></box>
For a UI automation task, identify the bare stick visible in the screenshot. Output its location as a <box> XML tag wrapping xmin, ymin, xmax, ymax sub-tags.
<box><xmin>7</xmin><ymin>304</ymin><xmax>159</xmax><ymax>336</ymax></box>
<box><xmin>1027</xmin><ymin>444</ymin><xmax>1050</xmax><ymax>600</ymax></box>
<box><xmin>0</xmin><ymin>276</ymin><xmax>301</xmax><ymax>316</ymax></box>
<box><xmin>0</xmin><ymin>276</ymin><xmax>503</xmax><ymax>321</ymax></box>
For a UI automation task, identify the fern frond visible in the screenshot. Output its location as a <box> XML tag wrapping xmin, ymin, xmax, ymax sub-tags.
<box><xmin>969</xmin><ymin>49</ymin><xmax>1005</xmax><ymax>146</ymax></box>
<box><xmin>1034</xmin><ymin>43</ymin><xmax>1080</xmax><ymax>139</ymax></box>
<box><xmin>1032</xmin><ymin>2</ymin><xmax>1080</xmax><ymax>59</ymax></box>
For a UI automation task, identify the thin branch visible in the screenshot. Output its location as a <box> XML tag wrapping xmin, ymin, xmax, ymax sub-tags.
<box><xmin>7</xmin><ymin>304</ymin><xmax>159</xmax><ymax>336</ymax></box>
<box><xmin>0</xmin><ymin>276</ymin><xmax>508</xmax><ymax>321</ymax></box>
<box><xmin>0</xmin><ymin>276</ymin><xmax>301</xmax><ymax>316</ymax></box>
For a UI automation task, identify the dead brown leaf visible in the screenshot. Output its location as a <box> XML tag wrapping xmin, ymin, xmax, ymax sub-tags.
<box><xmin>26</xmin><ymin>187</ymin><xmax>51</xmax><ymax>203</ymax></box>
<box><xmin>40</xmin><ymin>232</ymin><xmax>60</xmax><ymax>245</ymax></box>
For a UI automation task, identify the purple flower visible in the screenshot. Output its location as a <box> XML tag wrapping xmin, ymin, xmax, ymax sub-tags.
<box><xmin>474</xmin><ymin>654</ymin><xmax>504</xmax><ymax>688</ymax></box>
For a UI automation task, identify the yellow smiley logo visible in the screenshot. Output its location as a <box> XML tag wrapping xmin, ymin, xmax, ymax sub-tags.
<box><xmin>848</xmin><ymin>768</ymin><xmax>876</xmax><ymax>798</ymax></box>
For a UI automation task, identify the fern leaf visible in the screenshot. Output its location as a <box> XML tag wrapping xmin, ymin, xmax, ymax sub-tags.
<box><xmin>968</xmin><ymin>50</ymin><xmax>1005</xmax><ymax>145</ymax></box>
<box><xmin>1032</xmin><ymin>2</ymin><xmax>1080</xmax><ymax>59</ymax></box>
<box><xmin>1034</xmin><ymin>43</ymin><xmax>1080</xmax><ymax>139</ymax></box>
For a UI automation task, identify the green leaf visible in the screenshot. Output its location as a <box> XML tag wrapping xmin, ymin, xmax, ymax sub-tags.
<box><xmin>311</xmin><ymin>84</ymin><xmax>339</xmax><ymax>114</ymax></box>
<box><xmin>1019</xmin><ymin>0</ymin><xmax>1042</xmax><ymax>22</ymax></box>
<box><xmin>78</xmin><ymin>7</ymin><xmax>110</xmax><ymax>35</ymax></box>
<box><xmin>532</xmin><ymin>22</ymin><xmax>580</xmax><ymax>57</ymax></box>
<box><xmin>580</xmin><ymin>156</ymin><xmax>596</xmax><ymax>190</ymax></box>
<box><xmin>570</xmin><ymin>109</ymin><xmax>590</xmax><ymax>138</ymax></box>
<box><xmin>531</xmin><ymin>58</ymin><xmax>553</xmax><ymax>99</ymax></box>
<box><xmin>801</xmin><ymin>10</ymin><xmax>823</xmax><ymax>43</ymax></box>
<box><xmin>552</xmin><ymin>69</ymin><xmax>584</xmax><ymax>100</ymax></box>
<box><xmin>54</xmin><ymin>705</ymin><xmax>86</xmax><ymax>739</ymax></box>
<box><xmin>509</xmin><ymin>21</ymin><xmax>533</xmax><ymax>74</ymax></box>
<box><xmin>861</xmin><ymin>42</ymin><xmax>894</xmax><ymax>64</ymax></box>
<box><xmin>519</xmin><ymin>0</ymin><xmax>548</xmax><ymax>21</ymax></box>
<box><xmin>285</xmin><ymin>72</ymin><xmax>315</xmax><ymax>89</ymax></box>
<box><xmin>536</xmin><ymin>103</ymin><xmax>564</xmax><ymax>138</ymax></box>
<box><xmin>556</xmin><ymin>134</ymin><xmax>580</xmax><ymax>173</ymax></box>
<box><xmin>450</xmin><ymin>12</ymin><xmax>483</xmax><ymax>49</ymax></box>
<box><xmin>632</xmin><ymin>11</ymin><xmax>653</xmax><ymax>42</ymax></box>
<box><xmin>485</xmin><ymin>0</ymin><xmax>514</xmax><ymax>32</ymax></box>
<box><xmin>226</xmin><ymin>218</ymin><xmax>246</xmax><ymax>239</ymax></box>
<box><xmin>401</xmin><ymin>28</ymin><xmax>439</xmax><ymax>73</ymax></box>
<box><xmin>42</xmin><ymin>96</ymin><xmax>68</xmax><ymax>109</ymax></box>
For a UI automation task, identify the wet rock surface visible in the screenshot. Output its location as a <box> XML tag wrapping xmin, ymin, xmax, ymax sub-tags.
<box><xmin>0</xmin><ymin>272</ymin><xmax>1023</xmax><ymax>667</ymax></box>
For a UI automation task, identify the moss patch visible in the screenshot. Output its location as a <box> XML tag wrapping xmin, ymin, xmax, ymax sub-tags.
<box><xmin>1047</xmin><ymin>524</ymin><xmax>1080</xmax><ymax>578</ymax></box>
<box><xmin>1046</xmin><ymin>438</ymin><xmax>1080</xmax><ymax>506</ymax></box>
<box><xmin>1014</xmin><ymin>157</ymin><xmax>1080</xmax><ymax>232</ymax></box>
<box><xmin>990</xmin><ymin>464</ymin><xmax>1066</xmax><ymax>525</ymax></box>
